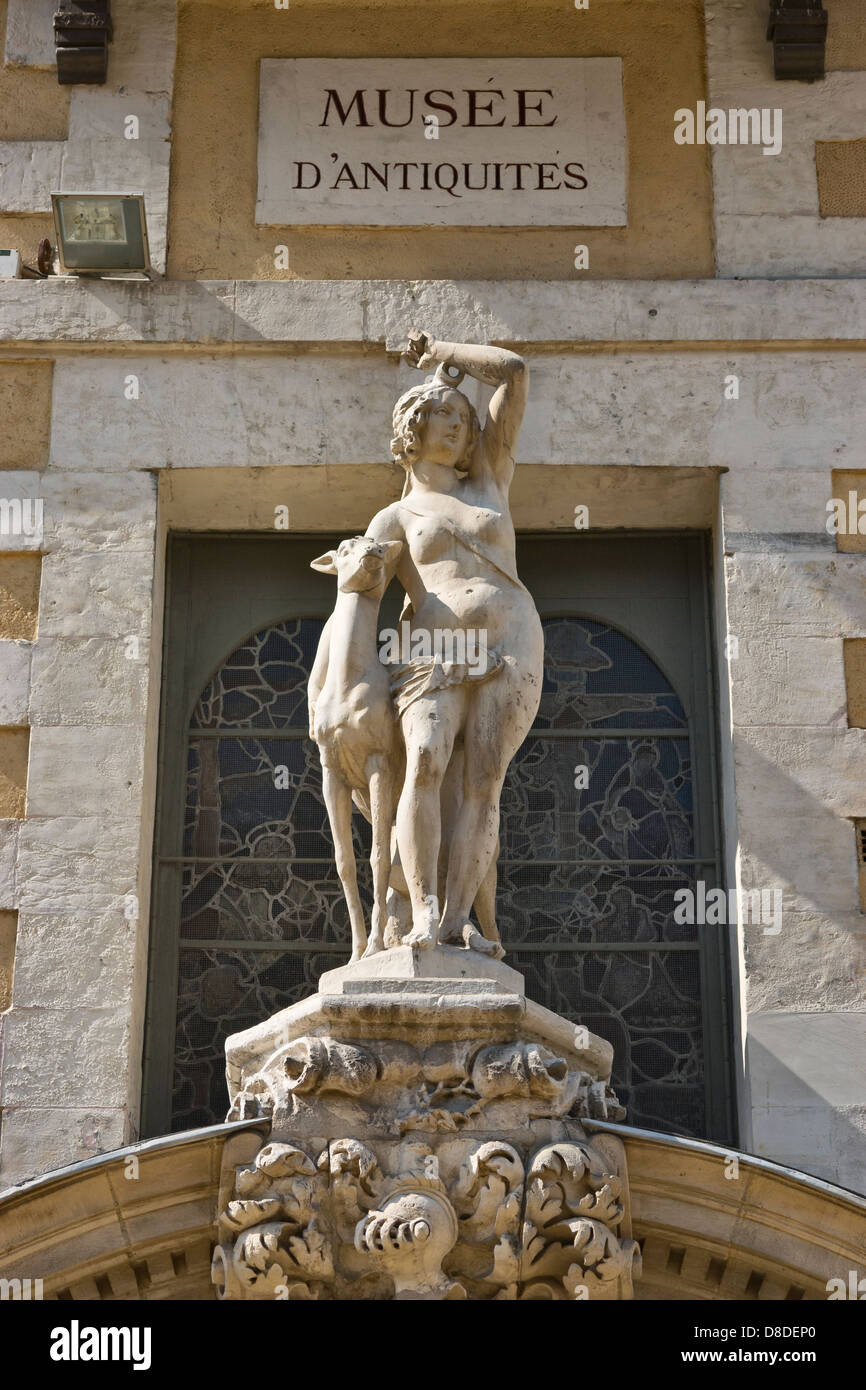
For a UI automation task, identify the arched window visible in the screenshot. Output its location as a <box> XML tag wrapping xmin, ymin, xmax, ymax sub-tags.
<box><xmin>501</xmin><ymin>617</ymin><xmax>703</xmax><ymax>1135</ymax></box>
<box><xmin>143</xmin><ymin>534</ymin><xmax>732</xmax><ymax>1143</ymax></box>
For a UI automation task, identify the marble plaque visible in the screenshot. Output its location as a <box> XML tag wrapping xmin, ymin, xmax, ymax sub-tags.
<box><xmin>257</xmin><ymin>58</ymin><xmax>627</xmax><ymax>227</ymax></box>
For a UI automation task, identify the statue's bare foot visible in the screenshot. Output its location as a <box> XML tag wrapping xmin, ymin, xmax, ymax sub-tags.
<box><xmin>463</xmin><ymin>925</ymin><xmax>505</xmax><ymax>960</ymax></box>
<box><xmin>362</xmin><ymin>934</ymin><xmax>385</xmax><ymax>959</ymax></box>
<box><xmin>403</xmin><ymin>924</ymin><xmax>437</xmax><ymax>948</ymax></box>
<box><xmin>403</xmin><ymin>895</ymin><xmax>439</xmax><ymax>950</ymax></box>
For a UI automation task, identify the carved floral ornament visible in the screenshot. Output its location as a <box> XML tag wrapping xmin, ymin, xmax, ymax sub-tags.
<box><xmin>211</xmin><ymin>1134</ymin><xmax>641</xmax><ymax>1301</ymax></box>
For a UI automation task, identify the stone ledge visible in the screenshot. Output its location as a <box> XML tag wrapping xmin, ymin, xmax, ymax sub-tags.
<box><xmin>3</xmin><ymin>278</ymin><xmax>866</xmax><ymax>348</ymax></box>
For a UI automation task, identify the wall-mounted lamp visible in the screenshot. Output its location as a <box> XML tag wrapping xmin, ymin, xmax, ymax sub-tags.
<box><xmin>50</xmin><ymin>193</ymin><xmax>150</xmax><ymax>275</ymax></box>
<box><xmin>54</xmin><ymin>1</ymin><xmax>112</xmax><ymax>86</ymax></box>
<box><xmin>767</xmin><ymin>0</ymin><xmax>828</xmax><ymax>81</ymax></box>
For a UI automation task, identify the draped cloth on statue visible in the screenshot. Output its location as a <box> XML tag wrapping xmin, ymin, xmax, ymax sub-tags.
<box><xmin>389</xmin><ymin>643</ymin><xmax>505</xmax><ymax>717</ymax></box>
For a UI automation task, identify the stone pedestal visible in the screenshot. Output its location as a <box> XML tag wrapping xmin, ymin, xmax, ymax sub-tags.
<box><xmin>211</xmin><ymin>946</ymin><xmax>640</xmax><ymax>1301</ymax></box>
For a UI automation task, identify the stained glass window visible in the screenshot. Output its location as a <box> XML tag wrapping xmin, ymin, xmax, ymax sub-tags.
<box><xmin>168</xmin><ymin>613</ymin><xmax>713</xmax><ymax>1139</ymax></box>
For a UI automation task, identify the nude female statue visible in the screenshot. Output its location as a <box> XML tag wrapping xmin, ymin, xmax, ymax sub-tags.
<box><xmin>365</xmin><ymin>330</ymin><xmax>544</xmax><ymax>952</ymax></box>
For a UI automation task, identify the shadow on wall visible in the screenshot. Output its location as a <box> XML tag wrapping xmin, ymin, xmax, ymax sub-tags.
<box><xmin>746</xmin><ymin>1023</ymin><xmax>866</xmax><ymax>1195</ymax></box>
<box><xmin>724</xmin><ymin>727</ymin><xmax>865</xmax><ymax>1193</ymax></box>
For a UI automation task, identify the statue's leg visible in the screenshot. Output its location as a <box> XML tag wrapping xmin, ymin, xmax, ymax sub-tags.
<box><xmin>439</xmin><ymin>671</ymin><xmax>535</xmax><ymax>947</ymax></box>
<box><xmin>396</xmin><ymin>688</ymin><xmax>465</xmax><ymax>947</ymax></box>
<box><xmin>442</xmin><ymin>747</ymin><xmax>502</xmax><ymax>953</ymax></box>
<box><xmin>438</xmin><ymin>773</ymin><xmax>504</xmax><ymax>949</ymax></box>
<box><xmin>474</xmin><ymin>853</ymin><xmax>500</xmax><ymax>941</ymax></box>
<box><xmin>322</xmin><ymin>765</ymin><xmax>367</xmax><ymax>962</ymax></box>
<box><xmin>363</xmin><ymin>755</ymin><xmax>393</xmax><ymax>958</ymax></box>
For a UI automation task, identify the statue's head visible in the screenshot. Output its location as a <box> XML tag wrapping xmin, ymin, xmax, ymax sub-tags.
<box><xmin>391</xmin><ymin>364</ymin><xmax>480</xmax><ymax>477</ymax></box>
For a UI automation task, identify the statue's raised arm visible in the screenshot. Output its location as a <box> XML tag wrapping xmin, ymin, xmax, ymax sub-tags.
<box><xmin>404</xmin><ymin>330</ymin><xmax>528</xmax><ymax>490</ymax></box>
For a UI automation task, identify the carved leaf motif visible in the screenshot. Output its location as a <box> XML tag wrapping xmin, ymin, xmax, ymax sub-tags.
<box><xmin>454</xmin><ymin>1141</ymin><xmax>524</xmax><ymax>1245</ymax></box>
<box><xmin>225</xmin><ymin>1196</ymin><xmax>283</xmax><ymax>1232</ymax></box>
<box><xmin>257</xmin><ymin>1143</ymin><xmax>317</xmax><ymax>1178</ymax></box>
<box><xmin>495</xmin><ymin>1190</ymin><xmax>523</xmax><ymax>1237</ymax></box>
<box><xmin>236</xmin><ymin>1224</ymin><xmax>288</xmax><ymax>1280</ymax></box>
<box><xmin>286</xmin><ymin>1218</ymin><xmax>335</xmax><ymax>1278</ymax></box>
<box><xmin>235</xmin><ymin>1163</ymin><xmax>267</xmax><ymax>1198</ymax></box>
<box><xmin>573</xmin><ymin>1180</ymin><xmax>623</xmax><ymax>1227</ymax></box>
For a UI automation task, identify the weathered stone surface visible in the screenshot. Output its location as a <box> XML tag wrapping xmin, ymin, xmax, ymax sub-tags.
<box><xmin>742</xmin><ymin>910</ymin><xmax>865</xmax><ymax>1013</ymax></box>
<box><xmin>27</xmin><ymin>726</ymin><xmax>146</xmax><ymax>818</ymax></box>
<box><xmin>0</xmin><ymin>472</ymin><xmax>44</xmax><ymax>551</ymax></box>
<box><xmin>29</xmin><ymin>637</ymin><xmax>150</xmax><ymax>726</ymax></box>
<box><xmin>1</xmin><ymin>1005</ymin><xmax>131</xmax><ymax>1107</ymax></box>
<box><xmin>0</xmin><ymin>362</ymin><xmax>53</xmax><ymax>473</ymax></box>
<box><xmin>16</xmin><ymin>816</ymin><xmax>140</xmax><ymax>915</ymax></box>
<box><xmin>0</xmin><ymin>554</ymin><xmax>41</xmax><ymax>641</ymax></box>
<box><xmin>36</xmin><ymin>351</ymin><xmax>866</xmax><ymax>477</ymax></box>
<box><xmin>4</xmin><ymin>0</ymin><xmax>58</xmax><ymax>68</ymax></box>
<box><xmin>319</xmin><ymin>946</ymin><xmax>525</xmax><ymax>994</ymax></box>
<box><xmin>723</xmin><ymin>552</ymin><xmax>866</xmax><ymax>638</ymax></box>
<box><xmin>0</xmin><ymin>820</ymin><xmax>19</xmax><ymax>905</ymax></box>
<box><xmin>748</xmin><ymin>1013</ymin><xmax>866</xmax><ymax>1192</ymax></box>
<box><xmin>4</xmin><ymin>278</ymin><xmax>866</xmax><ymax>347</ymax></box>
<box><xmin>0</xmin><ymin>141</ymin><xmax>63</xmax><ymax>212</ymax></box>
<box><xmin>0</xmin><ymin>729</ymin><xmax>27</xmax><ymax>819</ymax></box>
<box><xmin>0</xmin><ymin>1107</ymin><xmax>128</xmax><ymax>1191</ymax></box>
<box><xmin>728</xmin><ymin>635</ymin><xmax>846</xmax><ymax>727</ymax></box>
<box><xmin>12</xmin><ymin>911</ymin><xmax>136</xmax><ymax>1010</ymax></box>
<box><xmin>49</xmin><ymin>356</ymin><xmax>399</xmax><ymax>471</ymax></box>
<box><xmin>0</xmin><ymin>640</ymin><xmax>31</xmax><ymax>725</ymax></box>
<box><xmin>38</xmin><ymin>550</ymin><xmax>155</xmax><ymax>638</ymax></box>
<box><xmin>39</xmin><ymin>471</ymin><xmax>157</xmax><ymax>553</ymax></box>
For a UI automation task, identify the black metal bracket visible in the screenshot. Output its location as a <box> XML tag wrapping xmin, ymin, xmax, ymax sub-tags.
<box><xmin>767</xmin><ymin>0</ymin><xmax>828</xmax><ymax>80</ymax></box>
<box><xmin>54</xmin><ymin>1</ymin><xmax>112</xmax><ymax>85</ymax></box>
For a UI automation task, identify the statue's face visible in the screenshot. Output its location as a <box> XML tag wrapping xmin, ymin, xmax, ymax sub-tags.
<box><xmin>419</xmin><ymin>389</ymin><xmax>471</xmax><ymax>469</ymax></box>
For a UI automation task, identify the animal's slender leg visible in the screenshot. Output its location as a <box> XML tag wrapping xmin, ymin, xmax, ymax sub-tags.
<box><xmin>364</xmin><ymin>756</ymin><xmax>393</xmax><ymax>957</ymax></box>
<box><xmin>322</xmin><ymin>764</ymin><xmax>367</xmax><ymax>961</ymax></box>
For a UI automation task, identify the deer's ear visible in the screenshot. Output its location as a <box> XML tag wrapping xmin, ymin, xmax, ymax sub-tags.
<box><xmin>310</xmin><ymin>550</ymin><xmax>338</xmax><ymax>575</ymax></box>
<box><xmin>381</xmin><ymin>540</ymin><xmax>404</xmax><ymax>565</ymax></box>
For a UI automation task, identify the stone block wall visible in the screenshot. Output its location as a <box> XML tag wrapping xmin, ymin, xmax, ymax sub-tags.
<box><xmin>0</xmin><ymin>280</ymin><xmax>862</xmax><ymax>1193</ymax></box>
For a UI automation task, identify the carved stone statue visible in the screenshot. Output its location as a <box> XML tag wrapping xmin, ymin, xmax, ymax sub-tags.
<box><xmin>309</xmin><ymin>330</ymin><xmax>544</xmax><ymax>960</ymax></box>
<box><xmin>214</xmin><ymin>328</ymin><xmax>638</xmax><ymax>1303</ymax></box>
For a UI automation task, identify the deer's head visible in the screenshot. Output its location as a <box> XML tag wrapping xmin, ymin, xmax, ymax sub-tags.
<box><xmin>311</xmin><ymin>536</ymin><xmax>403</xmax><ymax>595</ymax></box>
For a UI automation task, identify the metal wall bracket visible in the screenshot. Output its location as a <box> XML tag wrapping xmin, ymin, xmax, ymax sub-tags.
<box><xmin>767</xmin><ymin>0</ymin><xmax>828</xmax><ymax>80</ymax></box>
<box><xmin>54</xmin><ymin>1</ymin><xmax>112</xmax><ymax>85</ymax></box>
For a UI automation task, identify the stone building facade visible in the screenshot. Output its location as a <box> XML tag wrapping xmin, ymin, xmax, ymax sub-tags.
<box><xmin>0</xmin><ymin>0</ymin><xmax>865</xmax><ymax>1299</ymax></box>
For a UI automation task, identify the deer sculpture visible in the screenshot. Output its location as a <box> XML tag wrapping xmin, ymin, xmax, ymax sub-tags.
<box><xmin>308</xmin><ymin>536</ymin><xmax>403</xmax><ymax>961</ymax></box>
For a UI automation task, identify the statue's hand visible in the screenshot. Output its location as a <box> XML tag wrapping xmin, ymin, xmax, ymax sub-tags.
<box><xmin>405</xmin><ymin>328</ymin><xmax>436</xmax><ymax>370</ymax></box>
